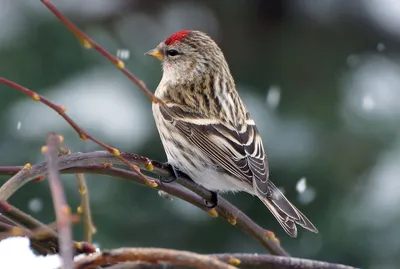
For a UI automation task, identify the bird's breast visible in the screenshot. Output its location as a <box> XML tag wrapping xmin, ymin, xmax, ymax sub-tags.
<box><xmin>154</xmin><ymin>80</ymin><xmax>169</xmax><ymax>99</ymax></box>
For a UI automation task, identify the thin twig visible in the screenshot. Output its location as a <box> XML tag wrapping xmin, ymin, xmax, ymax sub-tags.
<box><xmin>0</xmin><ymin>78</ymin><xmax>157</xmax><ymax>188</ymax></box>
<box><xmin>0</xmin><ymin>151</ymin><xmax>289</xmax><ymax>256</ymax></box>
<box><xmin>0</xmin><ymin>213</ymin><xmax>54</xmax><ymax>254</ymax></box>
<box><xmin>44</xmin><ymin>132</ymin><xmax>74</xmax><ymax>269</ymax></box>
<box><xmin>76</xmin><ymin>173</ymin><xmax>96</xmax><ymax>242</ymax></box>
<box><xmin>0</xmin><ymin>214</ymin><xmax>20</xmax><ymax>227</ymax></box>
<box><xmin>0</xmin><ymin>200</ymin><xmax>56</xmax><ymax>232</ymax></box>
<box><xmin>40</xmin><ymin>0</ymin><xmax>163</xmax><ymax>104</ymax></box>
<box><xmin>0</xmin><ymin>163</ymin><xmax>32</xmax><ymax>200</ymax></box>
<box><xmin>73</xmin><ymin>248</ymin><xmax>237</xmax><ymax>269</ymax></box>
<box><xmin>0</xmin><ymin>201</ymin><xmax>96</xmax><ymax>255</ymax></box>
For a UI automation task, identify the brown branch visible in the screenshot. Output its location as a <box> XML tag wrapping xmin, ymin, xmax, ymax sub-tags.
<box><xmin>73</xmin><ymin>248</ymin><xmax>237</xmax><ymax>269</ymax></box>
<box><xmin>0</xmin><ymin>78</ymin><xmax>157</xmax><ymax>188</ymax></box>
<box><xmin>211</xmin><ymin>254</ymin><xmax>359</xmax><ymax>269</ymax></box>
<box><xmin>76</xmin><ymin>173</ymin><xmax>96</xmax><ymax>243</ymax></box>
<box><xmin>0</xmin><ymin>163</ymin><xmax>32</xmax><ymax>200</ymax></box>
<box><xmin>40</xmin><ymin>0</ymin><xmax>163</xmax><ymax>104</ymax></box>
<box><xmin>0</xmin><ymin>215</ymin><xmax>19</xmax><ymax>228</ymax></box>
<box><xmin>0</xmin><ymin>201</ymin><xmax>97</xmax><ymax>255</ymax></box>
<box><xmin>0</xmin><ymin>200</ymin><xmax>56</xmax><ymax>232</ymax></box>
<box><xmin>0</xmin><ymin>214</ymin><xmax>52</xmax><ymax>254</ymax></box>
<box><xmin>44</xmin><ymin>132</ymin><xmax>74</xmax><ymax>269</ymax></box>
<box><xmin>104</xmin><ymin>262</ymin><xmax>170</xmax><ymax>269</ymax></box>
<box><xmin>0</xmin><ymin>216</ymin><xmax>80</xmax><ymax>242</ymax></box>
<box><xmin>0</xmin><ymin>151</ymin><xmax>288</xmax><ymax>256</ymax></box>
<box><xmin>73</xmin><ymin>249</ymin><xmax>358</xmax><ymax>269</ymax></box>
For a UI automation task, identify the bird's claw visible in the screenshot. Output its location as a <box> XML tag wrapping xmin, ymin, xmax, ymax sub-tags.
<box><xmin>159</xmin><ymin>163</ymin><xmax>179</xmax><ymax>183</ymax></box>
<box><xmin>204</xmin><ymin>191</ymin><xmax>219</xmax><ymax>209</ymax></box>
<box><xmin>160</xmin><ymin>163</ymin><xmax>218</xmax><ymax>209</ymax></box>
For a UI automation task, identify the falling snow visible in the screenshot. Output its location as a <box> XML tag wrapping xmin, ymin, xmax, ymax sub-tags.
<box><xmin>362</xmin><ymin>94</ymin><xmax>375</xmax><ymax>111</ymax></box>
<box><xmin>116</xmin><ymin>49</ymin><xmax>130</xmax><ymax>60</ymax></box>
<box><xmin>296</xmin><ymin>177</ymin><xmax>307</xmax><ymax>193</ymax></box>
<box><xmin>266</xmin><ymin>85</ymin><xmax>281</xmax><ymax>109</ymax></box>
<box><xmin>297</xmin><ymin>187</ymin><xmax>316</xmax><ymax>205</ymax></box>
<box><xmin>28</xmin><ymin>198</ymin><xmax>43</xmax><ymax>213</ymax></box>
<box><xmin>346</xmin><ymin>54</ymin><xmax>360</xmax><ymax>67</ymax></box>
<box><xmin>158</xmin><ymin>190</ymin><xmax>173</xmax><ymax>201</ymax></box>
<box><xmin>377</xmin><ymin>43</ymin><xmax>386</xmax><ymax>52</ymax></box>
<box><xmin>17</xmin><ymin>121</ymin><xmax>21</xmax><ymax>130</ymax></box>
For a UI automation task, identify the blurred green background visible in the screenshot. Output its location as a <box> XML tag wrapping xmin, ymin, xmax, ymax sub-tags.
<box><xmin>1</xmin><ymin>0</ymin><xmax>400</xmax><ymax>268</ymax></box>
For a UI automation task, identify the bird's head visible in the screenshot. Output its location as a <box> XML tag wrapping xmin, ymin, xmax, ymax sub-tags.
<box><xmin>146</xmin><ymin>30</ymin><xmax>229</xmax><ymax>82</ymax></box>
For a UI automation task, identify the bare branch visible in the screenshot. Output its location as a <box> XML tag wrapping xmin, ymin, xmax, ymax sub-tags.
<box><xmin>76</xmin><ymin>173</ymin><xmax>96</xmax><ymax>243</ymax></box>
<box><xmin>0</xmin><ymin>77</ymin><xmax>157</xmax><ymax>188</ymax></box>
<box><xmin>211</xmin><ymin>254</ymin><xmax>359</xmax><ymax>269</ymax></box>
<box><xmin>40</xmin><ymin>0</ymin><xmax>163</xmax><ymax>104</ymax></box>
<box><xmin>0</xmin><ymin>201</ymin><xmax>97</xmax><ymax>255</ymax></box>
<box><xmin>104</xmin><ymin>262</ymin><xmax>171</xmax><ymax>269</ymax></box>
<box><xmin>0</xmin><ymin>163</ymin><xmax>32</xmax><ymax>200</ymax></box>
<box><xmin>0</xmin><ymin>200</ymin><xmax>56</xmax><ymax>233</ymax></box>
<box><xmin>44</xmin><ymin>132</ymin><xmax>74</xmax><ymax>269</ymax></box>
<box><xmin>72</xmin><ymin>249</ymin><xmax>358</xmax><ymax>269</ymax></box>
<box><xmin>73</xmin><ymin>248</ymin><xmax>237</xmax><ymax>269</ymax></box>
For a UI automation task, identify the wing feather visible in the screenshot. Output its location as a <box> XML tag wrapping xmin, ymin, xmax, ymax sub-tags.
<box><xmin>159</xmin><ymin>103</ymin><xmax>269</xmax><ymax>195</ymax></box>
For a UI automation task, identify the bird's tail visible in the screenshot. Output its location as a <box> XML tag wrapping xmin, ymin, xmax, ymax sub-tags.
<box><xmin>258</xmin><ymin>181</ymin><xmax>318</xmax><ymax>237</ymax></box>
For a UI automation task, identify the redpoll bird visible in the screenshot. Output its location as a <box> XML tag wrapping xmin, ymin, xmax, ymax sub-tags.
<box><xmin>146</xmin><ymin>30</ymin><xmax>318</xmax><ymax>237</ymax></box>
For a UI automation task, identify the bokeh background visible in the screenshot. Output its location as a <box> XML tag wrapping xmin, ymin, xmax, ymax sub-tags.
<box><xmin>1</xmin><ymin>0</ymin><xmax>400</xmax><ymax>268</ymax></box>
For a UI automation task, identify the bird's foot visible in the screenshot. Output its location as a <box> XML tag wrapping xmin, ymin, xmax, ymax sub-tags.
<box><xmin>204</xmin><ymin>191</ymin><xmax>219</xmax><ymax>209</ymax></box>
<box><xmin>159</xmin><ymin>163</ymin><xmax>180</xmax><ymax>183</ymax></box>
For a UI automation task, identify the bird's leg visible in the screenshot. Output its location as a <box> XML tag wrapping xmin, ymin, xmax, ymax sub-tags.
<box><xmin>159</xmin><ymin>162</ymin><xmax>180</xmax><ymax>183</ymax></box>
<box><xmin>204</xmin><ymin>191</ymin><xmax>219</xmax><ymax>209</ymax></box>
<box><xmin>160</xmin><ymin>163</ymin><xmax>218</xmax><ymax>208</ymax></box>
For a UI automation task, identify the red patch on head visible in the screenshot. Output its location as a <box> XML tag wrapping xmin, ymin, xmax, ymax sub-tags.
<box><xmin>164</xmin><ymin>30</ymin><xmax>190</xmax><ymax>46</ymax></box>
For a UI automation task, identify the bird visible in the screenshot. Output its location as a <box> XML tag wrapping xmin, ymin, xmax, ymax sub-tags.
<box><xmin>146</xmin><ymin>30</ymin><xmax>318</xmax><ymax>237</ymax></box>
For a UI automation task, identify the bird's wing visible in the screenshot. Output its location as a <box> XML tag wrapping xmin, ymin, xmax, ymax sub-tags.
<box><xmin>159</xmin><ymin>103</ymin><xmax>270</xmax><ymax>195</ymax></box>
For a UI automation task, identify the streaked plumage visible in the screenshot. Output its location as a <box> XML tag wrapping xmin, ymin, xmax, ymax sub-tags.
<box><xmin>148</xmin><ymin>30</ymin><xmax>318</xmax><ymax>237</ymax></box>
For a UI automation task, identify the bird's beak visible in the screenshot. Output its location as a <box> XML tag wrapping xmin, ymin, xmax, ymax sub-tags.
<box><xmin>145</xmin><ymin>48</ymin><xmax>163</xmax><ymax>60</ymax></box>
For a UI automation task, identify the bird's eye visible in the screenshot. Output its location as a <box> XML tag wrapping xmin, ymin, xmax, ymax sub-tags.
<box><xmin>167</xmin><ymin>49</ymin><xmax>180</xmax><ymax>57</ymax></box>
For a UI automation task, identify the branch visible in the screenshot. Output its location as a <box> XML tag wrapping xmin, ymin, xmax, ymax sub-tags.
<box><xmin>0</xmin><ymin>201</ymin><xmax>97</xmax><ymax>255</ymax></box>
<box><xmin>211</xmin><ymin>254</ymin><xmax>359</xmax><ymax>269</ymax></box>
<box><xmin>40</xmin><ymin>0</ymin><xmax>163</xmax><ymax>104</ymax></box>
<box><xmin>0</xmin><ymin>151</ymin><xmax>288</xmax><ymax>256</ymax></box>
<box><xmin>104</xmin><ymin>262</ymin><xmax>171</xmax><ymax>269</ymax></box>
<box><xmin>0</xmin><ymin>77</ymin><xmax>157</xmax><ymax>189</ymax></box>
<box><xmin>73</xmin><ymin>248</ymin><xmax>237</xmax><ymax>269</ymax></box>
<box><xmin>76</xmin><ymin>173</ymin><xmax>96</xmax><ymax>242</ymax></box>
<box><xmin>72</xmin><ymin>249</ymin><xmax>359</xmax><ymax>269</ymax></box>
<box><xmin>43</xmin><ymin>132</ymin><xmax>74</xmax><ymax>269</ymax></box>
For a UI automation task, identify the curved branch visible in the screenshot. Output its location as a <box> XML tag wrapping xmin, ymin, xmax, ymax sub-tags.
<box><xmin>74</xmin><ymin>248</ymin><xmax>237</xmax><ymax>269</ymax></box>
<box><xmin>72</xmin><ymin>249</ymin><xmax>358</xmax><ymax>269</ymax></box>
<box><xmin>0</xmin><ymin>151</ymin><xmax>288</xmax><ymax>256</ymax></box>
<box><xmin>211</xmin><ymin>254</ymin><xmax>359</xmax><ymax>269</ymax></box>
<box><xmin>103</xmin><ymin>262</ymin><xmax>166</xmax><ymax>269</ymax></box>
